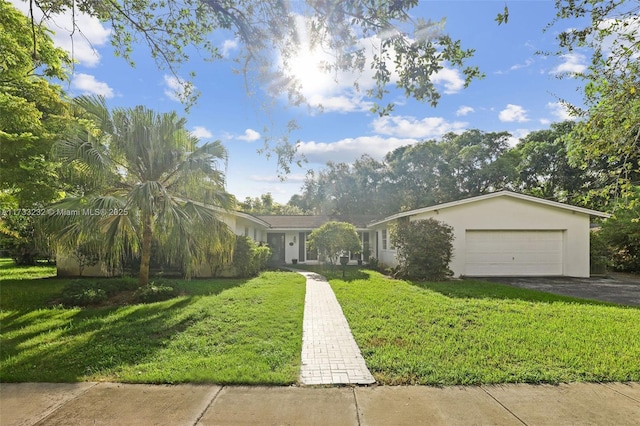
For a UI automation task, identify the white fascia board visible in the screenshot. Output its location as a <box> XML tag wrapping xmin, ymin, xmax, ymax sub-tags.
<box><xmin>367</xmin><ymin>191</ymin><xmax>610</xmax><ymax>228</ymax></box>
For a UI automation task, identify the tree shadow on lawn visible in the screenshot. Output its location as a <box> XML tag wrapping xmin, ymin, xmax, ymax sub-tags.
<box><xmin>411</xmin><ymin>279</ymin><xmax>617</xmax><ymax>307</ymax></box>
<box><xmin>0</xmin><ymin>278</ymin><xmax>253</xmax><ymax>383</ymax></box>
<box><xmin>0</xmin><ymin>298</ymin><xmax>199</xmax><ymax>382</ymax></box>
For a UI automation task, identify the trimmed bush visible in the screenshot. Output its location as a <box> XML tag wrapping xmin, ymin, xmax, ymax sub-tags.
<box><xmin>232</xmin><ymin>236</ymin><xmax>272</xmax><ymax>277</ymax></box>
<box><xmin>391</xmin><ymin>218</ymin><xmax>454</xmax><ymax>281</ymax></box>
<box><xmin>307</xmin><ymin>221</ymin><xmax>361</xmax><ymax>265</ymax></box>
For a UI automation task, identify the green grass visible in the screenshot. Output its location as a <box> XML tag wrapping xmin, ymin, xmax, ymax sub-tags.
<box><xmin>0</xmin><ymin>258</ymin><xmax>64</xmax><ymax>310</ymax></box>
<box><xmin>328</xmin><ymin>270</ymin><xmax>640</xmax><ymax>385</ymax></box>
<box><xmin>1</xmin><ymin>261</ymin><xmax>306</xmax><ymax>384</ymax></box>
<box><xmin>0</xmin><ymin>257</ymin><xmax>56</xmax><ymax>279</ymax></box>
<box><xmin>5</xmin><ymin>260</ymin><xmax>640</xmax><ymax>386</ymax></box>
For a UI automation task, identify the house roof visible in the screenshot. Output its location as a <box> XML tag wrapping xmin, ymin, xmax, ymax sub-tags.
<box><xmin>368</xmin><ymin>190</ymin><xmax>610</xmax><ymax>227</ymax></box>
<box><xmin>233</xmin><ymin>211</ymin><xmax>272</xmax><ymax>227</ymax></box>
<box><xmin>174</xmin><ymin>198</ymin><xmax>272</xmax><ymax>228</ymax></box>
<box><xmin>256</xmin><ymin>214</ymin><xmax>381</xmax><ymax>229</ymax></box>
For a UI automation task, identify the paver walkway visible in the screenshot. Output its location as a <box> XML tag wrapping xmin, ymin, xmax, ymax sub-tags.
<box><xmin>297</xmin><ymin>271</ymin><xmax>375</xmax><ymax>385</ymax></box>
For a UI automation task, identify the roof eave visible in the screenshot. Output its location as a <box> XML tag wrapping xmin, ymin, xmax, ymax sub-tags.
<box><xmin>367</xmin><ymin>191</ymin><xmax>610</xmax><ymax>227</ymax></box>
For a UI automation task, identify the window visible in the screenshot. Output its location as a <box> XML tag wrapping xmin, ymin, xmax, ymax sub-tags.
<box><xmin>382</xmin><ymin>229</ymin><xmax>387</xmax><ymax>250</ymax></box>
<box><xmin>244</xmin><ymin>226</ymin><xmax>249</xmax><ymax>237</ymax></box>
<box><xmin>253</xmin><ymin>228</ymin><xmax>257</xmax><ymax>241</ymax></box>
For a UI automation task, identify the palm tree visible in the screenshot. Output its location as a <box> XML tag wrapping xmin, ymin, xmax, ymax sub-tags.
<box><xmin>46</xmin><ymin>95</ymin><xmax>234</xmax><ymax>286</ymax></box>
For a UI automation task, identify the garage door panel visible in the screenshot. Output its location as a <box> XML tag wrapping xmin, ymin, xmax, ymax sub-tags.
<box><xmin>465</xmin><ymin>230</ymin><xmax>563</xmax><ymax>276</ymax></box>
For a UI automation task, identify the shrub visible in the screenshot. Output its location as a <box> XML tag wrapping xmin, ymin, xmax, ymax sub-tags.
<box><xmin>70</xmin><ymin>242</ymin><xmax>101</xmax><ymax>277</ymax></box>
<box><xmin>232</xmin><ymin>236</ymin><xmax>272</xmax><ymax>277</ymax></box>
<box><xmin>590</xmin><ymin>230</ymin><xmax>610</xmax><ymax>274</ymax></box>
<box><xmin>60</xmin><ymin>280</ymin><xmax>108</xmax><ymax>306</ymax></box>
<box><xmin>59</xmin><ymin>278</ymin><xmax>140</xmax><ymax>307</ymax></box>
<box><xmin>252</xmin><ymin>245</ymin><xmax>271</xmax><ymax>272</ymax></box>
<box><xmin>133</xmin><ymin>283</ymin><xmax>179</xmax><ymax>303</ymax></box>
<box><xmin>390</xmin><ymin>218</ymin><xmax>454</xmax><ymax>281</ymax></box>
<box><xmin>0</xmin><ymin>215</ymin><xmax>52</xmax><ymax>265</ymax></box>
<box><xmin>599</xmin><ymin>203</ymin><xmax>640</xmax><ymax>272</ymax></box>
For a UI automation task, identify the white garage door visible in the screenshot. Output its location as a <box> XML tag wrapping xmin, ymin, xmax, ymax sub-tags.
<box><xmin>465</xmin><ymin>230</ymin><xmax>563</xmax><ymax>276</ymax></box>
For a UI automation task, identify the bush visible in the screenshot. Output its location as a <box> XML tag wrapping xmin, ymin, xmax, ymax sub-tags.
<box><xmin>232</xmin><ymin>236</ymin><xmax>272</xmax><ymax>277</ymax></box>
<box><xmin>0</xmin><ymin>215</ymin><xmax>52</xmax><ymax>265</ymax></box>
<box><xmin>59</xmin><ymin>278</ymin><xmax>140</xmax><ymax>307</ymax></box>
<box><xmin>60</xmin><ymin>280</ymin><xmax>108</xmax><ymax>306</ymax></box>
<box><xmin>599</xmin><ymin>203</ymin><xmax>640</xmax><ymax>272</ymax></box>
<box><xmin>590</xmin><ymin>230</ymin><xmax>610</xmax><ymax>274</ymax></box>
<box><xmin>133</xmin><ymin>282</ymin><xmax>179</xmax><ymax>303</ymax></box>
<box><xmin>307</xmin><ymin>221</ymin><xmax>361</xmax><ymax>265</ymax></box>
<box><xmin>391</xmin><ymin>218</ymin><xmax>454</xmax><ymax>281</ymax></box>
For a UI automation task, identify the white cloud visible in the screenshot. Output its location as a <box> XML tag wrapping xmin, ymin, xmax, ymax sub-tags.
<box><xmin>496</xmin><ymin>58</ymin><xmax>535</xmax><ymax>74</ymax></box>
<box><xmin>372</xmin><ymin>115</ymin><xmax>467</xmax><ymax>139</ymax></box>
<box><xmin>512</xmin><ymin>58</ymin><xmax>535</xmax><ymax>71</ymax></box>
<box><xmin>222</xmin><ymin>39</ymin><xmax>238</xmax><ymax>57</ymax></box>
<box><xmin>298</xmin><ymin>136</ymin><xmax>417</xmax><ymax>164</ymax></box>
<box><xmin>598</xmin><ymin>17</ymin><xmax>640</xmax><ymax>61</ymax></box>
<box><xmin>10</xmin><ymin>0</ymin><xmax>111</xmax><ymax>67</ymax></box>
<box><xmin>306</xmin><ymin>94</ymin><xmax>372</xmax><ymax>113</ymax></box>
<box><xmin>249</xmin><ymin>174</ymin><xmax>306</xmax><ymax>183</ymax></box>
<box><xmin>499</xmin><ymin>104</ymin><xmax>529</xmax><ymax>122</ymax></box>
<box><xmin>550</xmin><ymin>53</ymin><xmax>587</xmax><ymax>76</ymax></box>
<box><xmin>71</xmin><ymin>73</ymin><xmax>114</xmax><ymax>97</ymax></box>
<box><xmin>456</xmin><ymin>105</ymin><xmax>475</xmax><ymax>116</ymax></box>
<box><xmin>506</xmin><ymin>129</ymin><xmax>532</xmax><ymax>146</ymax></box>
<box><xmin>163</xmin><ymin>75</ymin><xmax>192</xmax><ymax>102</ymax></box>
<box><xmin>191</xmin><ymin>126</ymin><xmax>213</xmax><ymax>139</ymax></box>
<box><xmin>237</xmin><ymin>129</ymin><xmax>261</xmax><ymax>142</ymax></box>
<box><xmin>539</xmin><ymin>118</ymin><xmax>552</xmax><ymax>125</ymax></box>
<box><xmin>431</xmin><ymin>68</ymin><xmax>465</xmax><ymax>94</ymax></box>
<box><xmin>547</xmin><ymin>102</ymin><xmax>575</xmax><ymax>121</ymax></box>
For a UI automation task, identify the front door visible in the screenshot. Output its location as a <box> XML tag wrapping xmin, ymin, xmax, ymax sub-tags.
<box><xmin>267</xmin><ymin>233</ymin><xmax>286</xmax><ymax>264</ymax></box>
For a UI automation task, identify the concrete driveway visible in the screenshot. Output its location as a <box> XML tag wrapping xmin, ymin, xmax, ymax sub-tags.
<box><xmin>479</xmin><ymin>273</ymin><xmax>640</xmax><ymax>307</ymax></box>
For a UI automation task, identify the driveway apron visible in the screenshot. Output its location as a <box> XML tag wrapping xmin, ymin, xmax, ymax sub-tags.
<box><xmin>296</xmin><ymin>271</ymin><xmax>375</xmax><ymax>385</ymax></box>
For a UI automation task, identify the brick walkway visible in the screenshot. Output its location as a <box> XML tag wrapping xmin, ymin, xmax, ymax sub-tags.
<box><xmin>297</xmin><ymin>271</ymin><xmax>375</xmax><ymax>385</ymax></box>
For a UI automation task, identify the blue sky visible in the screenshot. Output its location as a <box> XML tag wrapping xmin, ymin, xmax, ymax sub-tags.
<box><xmin>13</xmin><ymin>1</ymin><xmax>590</xmax><ymax>203</ymax></box>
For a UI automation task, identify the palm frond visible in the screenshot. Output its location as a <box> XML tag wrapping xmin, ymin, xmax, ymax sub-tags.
<box><xmin>73</xmin><ymin>95</ymin><xmax>114</xmax><ymax>136</ymax></box>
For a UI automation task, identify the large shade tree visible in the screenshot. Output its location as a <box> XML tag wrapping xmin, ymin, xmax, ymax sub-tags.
<box><xmin>513</xmin><ymin>121</ymin><xmax>595</xmax><ymax>205</ymax></box>
<box><xmin>0</xmin><ymin>0</ymin><xmax>72</xmax><ymax>264</ymax></box>
<box><xmin>543</xmin><ymin>0</ymin><xmax>640</xmax><ymax>204</ymax></box>
<box><xmin>46</xmin><ymin>96</ymin><xmax>235</xmax><ymax>285</ymax></box>
<box><xmin>0</xmin><ymin>0</ymin><xmax>71</xmax><ymax>207</ymax></box>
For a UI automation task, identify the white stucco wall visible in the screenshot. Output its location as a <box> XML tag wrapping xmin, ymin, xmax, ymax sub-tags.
<box><xmin>371</xmin><ymin>229</ymin><xmax>397</xmax><ymax>268</ymax></box>
<box><xmin>56</xmin><ymin>255</ymin><xmax>121</xmax><ymax>277</ymax></box>
<box><xmin>373</xmin><ymin>196</ymin><xmax>592</xmax><ymax>278</ymax></box>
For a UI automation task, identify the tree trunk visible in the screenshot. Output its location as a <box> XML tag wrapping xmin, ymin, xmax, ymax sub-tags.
<box><xmin>139</xmin><ymin>214</ymin><xmax>153</xmax><ymax>286</ymax></box>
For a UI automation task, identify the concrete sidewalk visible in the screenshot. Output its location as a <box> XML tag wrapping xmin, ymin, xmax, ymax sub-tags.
<box><xmin>2</xmin><ymin>382</ymin><xmax>639</xmax><ymax>425</ymax></box>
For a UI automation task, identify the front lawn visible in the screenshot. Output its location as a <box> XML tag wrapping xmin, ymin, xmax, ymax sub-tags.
<box><xmin>1</xmin><ymin>265</ymin><xmax>306</xmax><ymax>384</ymax></box>
<box><xmin>328</xmin><ymin>270</ymin><xmax>640</xmax><ymax>385</ymax></box>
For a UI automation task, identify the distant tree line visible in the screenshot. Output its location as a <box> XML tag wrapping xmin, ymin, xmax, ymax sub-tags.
<box><xmin>288</xmin><ymin>121</ymin><xmax>624</xmax><ymax>217</ymax></box>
